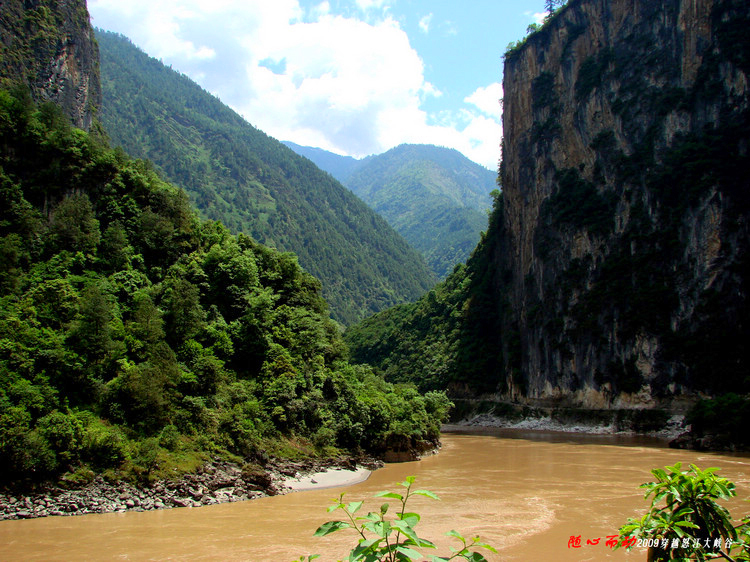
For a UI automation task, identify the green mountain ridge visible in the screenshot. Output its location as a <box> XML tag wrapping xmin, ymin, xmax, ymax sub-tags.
<box><xmin>283</xmin><ymin>142</ymin><xmax>497</xmax><ymax>278</ymax></box>
<box><xmin>96</xmin><ymin>31</ymin><xmax>436</xmax><ymax>325</ymax></box>
<box><xmin>281</xmin><ymin>141</ymin><xmax>364</xmax><ymax>185</ymax></box>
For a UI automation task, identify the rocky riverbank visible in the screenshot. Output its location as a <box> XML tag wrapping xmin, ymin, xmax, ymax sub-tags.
<box><xmin>0</xmin><ymin>456</ymin><xmax>383</xmax><ymax>521</ymax></box>
<box><xmin>448</xmin><ymin>399</ymin><xmax>689</xmax><ymax>440</ymax></box>
<box><xmin>449</xmin><ymin>412</ymin><xmax>687</xmax><ymax>439</ymax></box>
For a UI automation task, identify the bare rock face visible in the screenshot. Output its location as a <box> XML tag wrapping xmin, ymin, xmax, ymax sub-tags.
<box><xmin>0</xmin><ymin>0</ymin><xmax>101</xmax><ymax>130</ymax></box>
<box><xmin>495</xmin><ymin>0</ymin><xmax>750</xmax><ymax>407</ymax></box>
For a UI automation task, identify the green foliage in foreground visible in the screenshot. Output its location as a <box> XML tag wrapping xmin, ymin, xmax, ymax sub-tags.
<box><xmin>302</xmin><ymin>476</ymin><xmax>496</xmax><ymax>562</ymax></box>
<box><xmin>618</xmin><ymin>464</ymin><xmax>750</xmax><ymax>561</ymax></box>
<box><xmin>0</xmin><ymin>87</ymin><xmax>451</xmax><ymax>485</ymax></box>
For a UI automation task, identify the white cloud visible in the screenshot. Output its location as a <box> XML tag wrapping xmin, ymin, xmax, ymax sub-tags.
<box><xmin>418</xmin><ymin>13</ymin><xmax>432</xmax><ymax>34</ymax></box>
<box><xmin>312</xmin><ymin>1</ymin><xmax>330</xmax><ymax>18</ymax></box>
<box><xmin>465</xmin><ymin>82</ymin><xmax>503</xmax><ymax>118</ymax></box>
<box><xmin>88</xmin><ymin>0</ymin><xmax>500</xmax><ymax>169</ymax></box>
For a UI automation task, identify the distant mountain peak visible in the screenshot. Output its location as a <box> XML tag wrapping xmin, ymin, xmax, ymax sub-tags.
<box><xmin>284</xmin><ymin>141</ymin><xmax>497</xmax><ymax>278</ymax></box>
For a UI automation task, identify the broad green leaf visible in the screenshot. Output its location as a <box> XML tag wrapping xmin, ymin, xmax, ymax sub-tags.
<box><xmin>313</xmin><ymin>520</ymin><xmax>351</xmax><ymax>537</ymax></box>
<box><xmin>416</xmin><ymin>538</ymin><xmax>437</xmax><ymax>549</ymax></box>
<box><xmin>347</xmin><ymin>501</ymin><xmax>364</xmax><ymax>515</ymax></box>
<box><xmin>412</xmin><ymin>489</ymin><xmax>440</xmax><ymax>500</ymax></box>
<box><xmin>446</xmin><ymin>529</ymin><xmax>465</xmax><ymax>540</ymax></box>
<box><xmin>327</xmin><ymin>496</ymin><xmax>345</xmax><ymax>512</ymax></box>
<box><xmin>474</xmin><ymin>541</ymin><xmax>498</xmax><ymax>552</ymax></box>
<box><xmin>653</xmin><ymin>468</ymin><xmax>668</xmax><ymax>481</ymax></box>
<box><xmin>351</xmin><ymin>538</ymin><xmax>382</xmax><ymax>560</ymax></box>
<box><xmin>367</xmin><ymin>520</ymin><xmax>392</xmax><ymax>538</ymax></box>
<box><xmin>375</xmin><ymin>491</ymin><xmax>403</xmax><ymax>500</ymax></box>
<box><xmin>399</xmin><ymin>513</ymin><xmax>421</xmax><ymax>527</ymax></box>
<box><xmin>395</xmin><ymin>546</ymin><xmax>422</xmax><ymax>559</ymax></box>
<box><xmin>392</xmin><ymin>519</ymin><xmax>420</xmax><ymax>544</ymax></box>
<box><xmin>356</xmin><ymin>538</ymin><xmax>381</xmax><ymax>549</ymax></box>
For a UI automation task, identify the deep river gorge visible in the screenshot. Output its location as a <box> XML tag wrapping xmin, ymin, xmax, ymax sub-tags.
<box><xmin>1</xmin><ymin>429</ymin><xmax>749</xmax><ymax>561</ymax></box>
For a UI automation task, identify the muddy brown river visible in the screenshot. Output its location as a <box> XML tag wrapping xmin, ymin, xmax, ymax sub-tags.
<box><xmin>1</xmin><ymin>428</ymin><xmax>749</xmax><ymax>561</ymax></box>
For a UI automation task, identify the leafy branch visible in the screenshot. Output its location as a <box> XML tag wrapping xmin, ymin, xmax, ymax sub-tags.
<box><xmin>617</xmin><ymin>463</ymin><xmax>750</xmax><ymax>561</ymax></box>
<box><xmin>302</xmin><ymin>476</ymin><xmax>496</xmax><ymax>562</ymax></box>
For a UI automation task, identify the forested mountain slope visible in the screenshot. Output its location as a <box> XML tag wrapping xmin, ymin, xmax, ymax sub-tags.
<box><xmin>347</xmin><ymin>0</ymin><xmax>750</xmax><ymax>412</ymax></box>
<box><xmin>345</xmin><ymin>144</ymin><xmax>496</xmax><ymax>278</ymax></box>
<box><xmin>284</xmin><ymin>142</ymin><xmax>497</xmax><ymax>278</ymax></box>
<box><xmin>96</xmin><ymin>31</ymin><xmax>436</xmax><ymax>325</ymax></box>
<box><xmin>0</xmin><ymin>88</ymin><xmax>449</xmax><ymax>484</ymax></box>
<box><xmin>282</xmin><ymin>141</ymin><xmax>363</xmax><ymax>185</ymax></box>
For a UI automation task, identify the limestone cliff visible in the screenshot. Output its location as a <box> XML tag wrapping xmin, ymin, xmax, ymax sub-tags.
<box><xmin>0</xmin><ymin>0</ymin><xmax>100</xmax><ymax>129</ymax></box>
<box><xmin>498</xmin><ymin>0</ymin><xmax>749</xmax><ymax>407</ymax></box>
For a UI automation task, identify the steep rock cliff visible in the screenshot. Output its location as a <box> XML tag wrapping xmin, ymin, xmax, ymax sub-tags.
<box><xmin>499</xmin><ymin>0</ymin><xmax>749</xmax><ymax>407</ymax></box>
<box><xmin>0</xmin><ymin>0</ymin><xmax>100</xmax><ymax>129</ymax></box>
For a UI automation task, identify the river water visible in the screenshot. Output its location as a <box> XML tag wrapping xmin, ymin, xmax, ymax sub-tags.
<box><xmin>1</xmin><ymin>428</ymin><xmax>749</xmax><ymax>561</ymax></box>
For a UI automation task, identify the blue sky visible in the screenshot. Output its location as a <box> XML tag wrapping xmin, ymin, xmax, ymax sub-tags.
<box><xmin>88</xmin><ymin>1</ymin><xmax>548</xmax><ymax>169</ymax></box>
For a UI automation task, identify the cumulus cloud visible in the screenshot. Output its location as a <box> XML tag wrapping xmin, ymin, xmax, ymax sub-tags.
<box><xmin>88</xmin><ymin>0</ymin><xmax>501</xmax><ymax>169</ymax></box>
<box><xmin>465</xmin><ymin>82</ymin><xmax>503</xmax><ymax>118</ymax></box>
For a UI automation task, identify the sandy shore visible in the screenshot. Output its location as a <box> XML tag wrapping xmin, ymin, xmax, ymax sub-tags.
<box><xmin>283</xmin><ymin>466</ymin><xmax>371</xmax><ymax>492</ymax></box>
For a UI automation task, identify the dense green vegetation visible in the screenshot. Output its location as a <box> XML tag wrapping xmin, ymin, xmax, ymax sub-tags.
<box><xmin>345</xmin><ymin>192</ymin><xmax>505</xmax><ymax>394</ymax></box>
<box><xmin>95</xmin><ymin>31</ymin><xmax>436</xmax><ymax>325</ymax></box>
<box><xmin>0</xmin><ymin>87</ymin><xmax>451</xmax><ymax>485</ymax></box>
<box><xmin>285</xmin><ymin>142</ymin><xmax>497</xmax><ymax>279</ymax></box>
<box><xmin>345</xmin><ymin>145</ymin><xmax>496</xmax><ymax>279</ymax></box>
